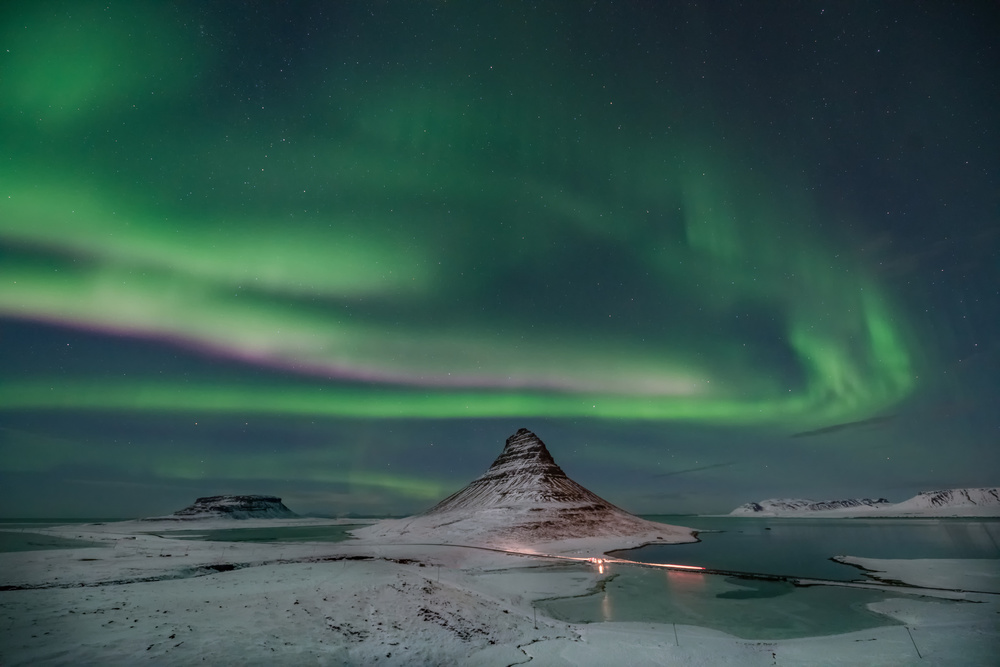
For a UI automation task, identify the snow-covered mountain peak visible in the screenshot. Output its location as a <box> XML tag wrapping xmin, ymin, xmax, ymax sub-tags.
<box><xmin>421</xmin><ymin>428</ymin><xmax>610</xmax><ymax>515</ymax></box>
<box><xmin>485</xmin><ymin>427</ymin><xmax>565</xmax><ymax>479</ymax></box>
<box><xmin>354</xmin><ymin>428</ymin><xmax>694</xmax><ymax>550</ymax></box>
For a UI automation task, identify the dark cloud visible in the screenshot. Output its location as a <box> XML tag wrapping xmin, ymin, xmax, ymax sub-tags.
<box><xmin>790</xmin><ymin>416</ymin><xmax>896</xmax><ymax>439</ymax></box>
<box><xmin>654</xmin><ymin>462</ymin><xmax>736</xmax><ymax>478</ymax></box>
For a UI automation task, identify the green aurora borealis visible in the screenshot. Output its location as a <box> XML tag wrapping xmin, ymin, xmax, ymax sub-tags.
<box><xmin>1</xmin><ymin>2</ymin><xmax>997</xmax><ymax>516</ymax></box>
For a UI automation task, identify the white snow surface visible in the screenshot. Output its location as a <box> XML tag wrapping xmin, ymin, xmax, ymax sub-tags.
<box><xmin>731</xmin><ymin>487</ymin><xmax>1000</xmax><ymax>517</ymax></box>
<box><xmin>1</xmin><ymin>519</ymin><xmax>998</xmax><ymax>666</ymax></box>
<box><xmin>833</xmin><ymin>556</ymin><xmax>1000</xmax><ymax>594</ymax></box>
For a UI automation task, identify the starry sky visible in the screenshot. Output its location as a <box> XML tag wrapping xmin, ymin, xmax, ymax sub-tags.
<box><xmin>1</xmin><ymin>1</ymin><xmax>997</xmax><ymax>518</ymax></box>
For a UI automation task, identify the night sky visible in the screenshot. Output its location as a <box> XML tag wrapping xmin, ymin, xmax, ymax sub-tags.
<box><xmin>2</xmin><ymin>1</ymin><xmax>997</xmax><ymax>518</ymax></box>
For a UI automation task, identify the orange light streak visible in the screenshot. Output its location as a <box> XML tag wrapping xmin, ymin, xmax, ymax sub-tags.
<box><xmin>529</xmin><ymin>553</ymin><xmax>705</xmax><ymax>573</ymax></box>
<box><xmin>651</xmin><ymin>563</ymin><xmax>705</xmax><ymax>571</ymax></box>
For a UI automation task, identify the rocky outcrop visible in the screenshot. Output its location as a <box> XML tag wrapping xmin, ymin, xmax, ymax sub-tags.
<box><xmin>146</xmin><ymin>495</ymin><xmax>298</xmax><ymax>521</ymax></box>
<box><xmin>354</xmin><ymin>428</ymin><xmax>693</xmax><ymax>550</ymax></box>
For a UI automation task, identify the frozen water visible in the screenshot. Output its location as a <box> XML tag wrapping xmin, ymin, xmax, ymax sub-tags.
<box><xmin>537</xmin><ymin>564</ymin><xmax>917</xmax><ymax>639</ymax></box>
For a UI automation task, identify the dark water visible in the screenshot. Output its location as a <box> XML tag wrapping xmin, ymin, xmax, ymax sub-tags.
<box><xmin>0</xmin><ymin>519</ymin><xmax>126</xmax><ymax>527</ymax></box>
<box><xmin>0</xmin><ymin>520</ymin><xmax>122</xmax><ymax>552</ymax></box>
<box><xmin>0</xmin><ymin>531</ymin><xmax>107</xmax><ymax>553</ymax></box>
<box><xmin>625</xmin><ymin>516</ymin><xmax>1000</xmax><ymax>581</ymax></box>
<box><xmin>0</xmin><ymin>521</ymin><xmax>365</xmax><ymax>552</ymax></box>
<box><xmin>539</xmin><ymin>517</ymin><xmax>998</xmax><ymax>638</ymax></box>
<box><xmin>148</xmin><ymin>524</ymin><xmax>365</xmax><ymax>544</ymax></box>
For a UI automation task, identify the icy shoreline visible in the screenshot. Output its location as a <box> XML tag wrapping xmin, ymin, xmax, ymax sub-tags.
<box><xmin>1</xmin><ymin>519</ymin><xmax>997</xmax><ymax>665</ymax></box>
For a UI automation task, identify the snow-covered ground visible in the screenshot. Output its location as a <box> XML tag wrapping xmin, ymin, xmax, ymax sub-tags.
<box><xmin>834</xmin><ymin>556</ymin><xmax>1000</xmax><ymax>594</ymax></box>
<box><xmin>1</xmin><ymin>519</ymin><xmax>998</xmax><ymax>665</ymax></box>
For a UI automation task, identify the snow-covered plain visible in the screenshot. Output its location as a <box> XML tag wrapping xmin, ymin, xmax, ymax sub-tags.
<box><xmin>1</xmin><ymin>518</ymin><xmax>998</xmax><ymax>666</ymax></box>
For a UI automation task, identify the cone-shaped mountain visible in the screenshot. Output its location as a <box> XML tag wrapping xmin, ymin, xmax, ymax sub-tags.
<box><xmin>425</xmin><ymin>428</ymin><xmax>621</xmax><ymax>514</ymax></box>
<box><xmin>354</xmin><ymin>428</ymin><xmax>694</xmax><ymax>550</ymax></box>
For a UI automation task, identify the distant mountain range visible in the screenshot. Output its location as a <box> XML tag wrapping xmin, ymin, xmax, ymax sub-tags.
<box><xmin>731</xmin><ymin>487</ymin><xmax>1000</xmax><ymax>517</ymax></box>
<box><xmin>144</xmin><ymin>495</ymin><xmax>298</xmax><ymax>520</ymax></box>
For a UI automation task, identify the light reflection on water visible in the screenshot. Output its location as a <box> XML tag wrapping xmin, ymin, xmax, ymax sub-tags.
<box><xmin>538</xmin><ymin>564</ymin><xmax>913</xmax><ymax>640</ymax></box>
<box><xmin>600</xmin><ymin>588</ymin><xmax>612</xmax><ymax>622</ymax></box>
<box><xmin>665</xmin><ymin>568</ymin><xmax>708</xmax><ymax>595</ymax></box>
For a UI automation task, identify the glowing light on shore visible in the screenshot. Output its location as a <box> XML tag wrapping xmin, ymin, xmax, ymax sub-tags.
<box><xmin>583</xmin><ymin>556</ymin><xmax>704</xmax><ymax>573</ymax></box>
<box><xmin>649</xmin><ymin>563</ymin><xmax>705</xmax><ymax>571</ymax></box>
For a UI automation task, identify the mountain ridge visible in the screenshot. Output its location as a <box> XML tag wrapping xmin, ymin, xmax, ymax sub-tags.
<box><xmin>732</xmin><ymin>487</ymin><xmax>1000</xmax><ymax>517</ymax></box>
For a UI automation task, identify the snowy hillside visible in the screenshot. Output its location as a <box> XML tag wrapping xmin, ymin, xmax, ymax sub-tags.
<box><xmin>354</xmin><ymin>428</ymin><xmax>693</xmax><ymax>552</ymax></box>
<box><xmin>731</xmin><ymin>487</ymin><xmax>1000</xmax><ymax>517</ymax></box>
<box><xmin>892</xmin><ymin>488</ymin><xmax>1000</xmax><ymax>512</ymax></box>
<box><xmin>731</xmin><ymin>498</ymin><xmax>891</xmax><ymax>516</ymax></box>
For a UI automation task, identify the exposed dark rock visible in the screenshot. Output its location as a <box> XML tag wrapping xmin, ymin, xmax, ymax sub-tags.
<box><xmin>146</xmin><ymin>495</ymin><xmax>297</xmax><ymax>521</ymax></box>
